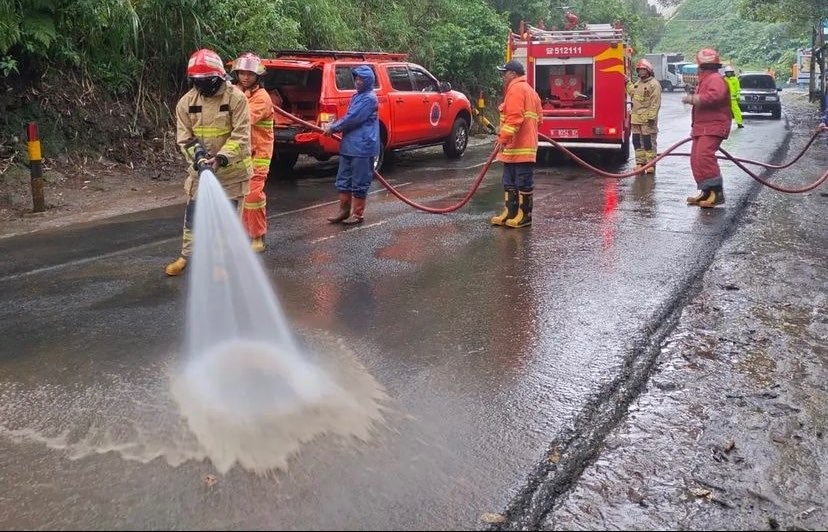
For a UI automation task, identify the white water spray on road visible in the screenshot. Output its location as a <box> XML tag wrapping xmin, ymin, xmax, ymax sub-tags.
<box><xmin>171</xmin><ymin>171</ymin><xmax>387</xmax><ymax>474</ymax></box>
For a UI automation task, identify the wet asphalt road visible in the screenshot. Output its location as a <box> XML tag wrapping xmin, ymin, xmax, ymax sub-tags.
<box><xmin>0</xmin><ymin>94</ymin><xmax>791</xmax><ymax>530</ymax></box>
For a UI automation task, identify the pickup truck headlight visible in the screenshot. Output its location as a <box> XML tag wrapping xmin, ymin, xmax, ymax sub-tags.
<box><xmin>765</xmin><ymin>96</ymin><xmax>778</xmax><ymax>102</ymax></box>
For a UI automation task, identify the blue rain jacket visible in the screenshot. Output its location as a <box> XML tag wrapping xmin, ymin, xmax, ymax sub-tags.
<box><xmin>330</xmin><ymin>65</ymin><xmax>379</xmax><ymax>158</ymax></box>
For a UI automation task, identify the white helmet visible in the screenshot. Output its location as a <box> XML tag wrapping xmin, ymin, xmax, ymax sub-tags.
<box><xmin>723</xmin><ymin>65</ymin><xmax>735</xmax><ymax>74</ymax></box>
<box><xmin>231</xmin><ymin>53</ymin><xmax>265</xmax><ymax>76</ymax></box>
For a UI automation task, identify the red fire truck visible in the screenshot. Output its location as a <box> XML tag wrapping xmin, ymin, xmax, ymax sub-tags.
<box><xmin>507</xmin><ymin>22</ymin><xmax>633</xmax><ymax>162</ymax></box>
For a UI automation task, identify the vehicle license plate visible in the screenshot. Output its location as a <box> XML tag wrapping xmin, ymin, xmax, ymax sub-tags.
<box><xmin>553</xmin><ymin>129</ymin><xmax>579</xmax><ymax>138</ymax></box>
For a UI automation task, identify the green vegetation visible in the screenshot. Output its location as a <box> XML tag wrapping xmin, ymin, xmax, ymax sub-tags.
<box><xmin>653</xmin><ymin>0</ymin><xmax>811</xmax><ymax>76</ymax></box>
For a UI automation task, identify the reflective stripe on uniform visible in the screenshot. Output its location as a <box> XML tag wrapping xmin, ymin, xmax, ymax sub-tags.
<box><xmin>193</xmin><ymin>126</ymin><xmax>232</xmax><ymax>138</ymax></box>
<box><xmin>222</xmin><ymin>139</ymin><xmax>242</xmax><ymax>156</ymax></box>
<box><xmin>252</xmin><ymin>157</ymin><xmax>271</xmax><ymax>169</ymax></box>
<box><xmin>502</xmin><ymin>147</ymin><xmax>538</xmax><ymax>156</ymax></box>
<box><xmin>244</xmin><ymin>199</ymin><xmax>266</xmax><ymax>210</ymax></box>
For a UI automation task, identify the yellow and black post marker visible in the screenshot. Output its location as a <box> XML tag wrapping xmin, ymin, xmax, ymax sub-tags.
<box><xmin>473</xmin><ymin>90</ymin><xmax>497</xmax><ymax>135</ymax></box>
<box><xmin>26</xmin><ymin>122</ymin><xmax>46</xmax><ymax>213</ymax></box>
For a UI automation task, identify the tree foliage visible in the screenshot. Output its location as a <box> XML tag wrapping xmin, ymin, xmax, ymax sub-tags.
<box><xmin>736</xmin><ymin>0</ymin><xmax>827</xmax><ymax>27</ymax></box>
<box><xmin>654</xmin><ymin>0</ymin><xmax>809</xmax><ymax>77</ymax></box>
<box><xmin>6</xmin><ymin>0</ymin><xmax>812</xmax><ymax>139</ymax></box>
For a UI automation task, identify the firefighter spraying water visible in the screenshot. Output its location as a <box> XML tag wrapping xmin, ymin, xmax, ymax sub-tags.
<box><xmin>171</xmin><ymin>140</ymin><xmax>387</xmax><ymax>474</ymax></box>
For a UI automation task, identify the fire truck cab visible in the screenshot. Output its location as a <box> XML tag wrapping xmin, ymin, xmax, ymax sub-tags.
<box><xmin>508</xmin><ymin>22</ymin><xmax>633</xmax><ymax>163</ymax></box>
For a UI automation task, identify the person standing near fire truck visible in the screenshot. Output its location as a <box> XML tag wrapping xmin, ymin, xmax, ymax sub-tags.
<box><xmin>626</xmin><ymin>58</ymin><xmax>662</xmax><ymax>173</ymax></box>
<box><xmin>232</xmin><ymin>52</ymin><xmax>274</xmax><ymax>253</ymax></box>
<box><xmin>490</xmin><ymin>59</ymin><xmax>543</xmax><ymax>229</ymax></box>
<box><xmin>681</xmin><ymin>48</ymin><xmax>732</xmax><ymax>208</ymax></box>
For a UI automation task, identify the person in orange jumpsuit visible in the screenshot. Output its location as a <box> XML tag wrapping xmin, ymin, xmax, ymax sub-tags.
<box><xmin>490</xmin><ymin>59</ymin><xmax>543</xmax><ymax>228</ymax></box>
<box><xmin>232</xmin><ymin>53</ymin><xmax>274</xmax><ymax>252</ymax></box>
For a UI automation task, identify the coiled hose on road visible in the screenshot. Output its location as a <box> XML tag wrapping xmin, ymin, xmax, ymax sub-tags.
<box><xmin>273</xmin><ymin>106</ymin><xmax>828</xmax><ymax>214</ymax></box>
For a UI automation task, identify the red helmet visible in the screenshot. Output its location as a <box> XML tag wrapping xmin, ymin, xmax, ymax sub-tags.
<box><xmin>231</xmin><ymin>52</ymin><xmax>265</xmax><ymax>76</ymax></box>
<box><xmin>696</xmin><ymin>48</ymin><xmax>721</xmax><ymax>66</ymax></box>
<box><xmin>635</xmin><ymin>59</ymin><xmax>654</xmax><ymax>75</ymax></box>
<box><xmin>187</xmin><ymin>49</ymin><xmax>226</xmax><ymax>79</ymax></box>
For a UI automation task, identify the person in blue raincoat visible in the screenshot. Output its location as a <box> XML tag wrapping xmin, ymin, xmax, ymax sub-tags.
<box><xmin>323</xmin><ymin>65</ymin><xmax>379</xmax><ymax>225</ymax></box>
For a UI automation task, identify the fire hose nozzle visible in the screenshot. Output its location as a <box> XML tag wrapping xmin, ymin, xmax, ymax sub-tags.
<box><xmin>183</xmin><ymin>139</ymin><xmax>212</xmax><ymax>174</ymax></box>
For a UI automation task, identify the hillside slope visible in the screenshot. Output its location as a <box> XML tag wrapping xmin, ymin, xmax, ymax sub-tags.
<box><xmin>654</xmin><ymin>0</ymin><xmax>806</xmax><ymax>75</ymax></box>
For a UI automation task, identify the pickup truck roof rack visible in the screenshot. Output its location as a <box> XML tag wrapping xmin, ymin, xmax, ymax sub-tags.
<box><xmin>268</xmin><ymin>49</ymin><xmax>408</xmax><ymax>61</ymax></box>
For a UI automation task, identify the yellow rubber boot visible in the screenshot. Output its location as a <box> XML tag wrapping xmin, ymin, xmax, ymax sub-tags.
<box><xmin>687</xmin><ymin>189</ymin><xmax>711</xmax><ymax>205</ymax></box>
<box><xmin>251</xmin><ymin>237</ymin><xmax>265</xmax><ymax>253</ymax></box>
<box><xmin>698</xmin><ymin>186</ymin><xmax>725</xmax><ymax>208</ymax></box>
<box><xmin>490</xmin><ymin>190</ymin><xmax>518</xmax><ymax>226</ymax></box>
<box><xmin>505</xmin><ymin>191</ymin><xmax>533</xmax><ymax>228</ymax></box>
<box><xmin>164</xmin><ymin>257</ymin><xmax>188</xmax><ymax>276</ymax></box>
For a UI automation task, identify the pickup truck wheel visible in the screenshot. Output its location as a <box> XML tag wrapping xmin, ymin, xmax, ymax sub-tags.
<box><xmin>772</xmin><ymin>108</ymin><xmax>781</xmax><ymax>120</ymax></box>
<box><xmin>269</xmin><ymin>152</ymin><xmax>299</xmax><ymax>178</ymax></box>
<box><xmin>443</xmin><ymin>118</ymin><xmax>469</xmax><ymax>159</ymax></box>
<box><xmin>374</xmin><ymin>128</ymin><xmax>394</xmax><ymax>172</ymax></box>
<box><xmin>660</xmin><ymin>80</ymin><xmax>674</xmax><ymax>92</ymax></box>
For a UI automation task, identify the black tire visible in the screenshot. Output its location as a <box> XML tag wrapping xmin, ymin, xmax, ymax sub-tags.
<box><xmin>443</xmin><ymin>117</ymin><xmax>469</xmax><ymax>158</ymax></box>
<box><xmin>374</xmin><ymin>149</ymin><xmax>390</xmax><ymax>173</ymax></box>
<box><xmin>269</xmin><ymin>152</ymin><xmax>299</xmax><ymax>178</ymax></box>
<box><xmin>661</xmin><ymin>80</ymin><xmax>673</xmax><ymax>92</ymax></box>
<box><xmin>772</xmin><ymin>107</ymin><xmax>781</xmax><ymax>120</ymax></box>
<box><xmin>374</xmin><ymin>127</ymin><xmax>392</xmax><ymax>172</ymax></box>
<box><xmin>611</xmin><ymin>133</ymin><xmax>631</xmax><ymax>164</ymax></box>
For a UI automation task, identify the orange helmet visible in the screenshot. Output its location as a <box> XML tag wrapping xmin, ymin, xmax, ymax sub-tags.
<box><xmin>696</xmin><ymin>48</ymin><xmax>721</xmax><ymax>67</ymax></box>
<box><xmin>635</xmin><ymin>59</ymin><xmax>654</xmax><ymax>75</ymax></box>
<box><xmin>187</xmin><ymin>49</ymin><xmax>226</xmax><ymax>79</ymax></box>
<box><xmin>231</xmin><ymin>52</ymin><xmax>265</xmax><ymax>76</ymax></box>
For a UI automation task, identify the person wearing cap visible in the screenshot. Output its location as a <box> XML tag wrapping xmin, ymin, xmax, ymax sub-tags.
<box><xmin>322</xmin><ymin>65</ymin><xmax>379</xmax><ymax>225</ymax></box>
<box><xmin>490</xmin><ymin>59</ymin><xmax>543</xmax><ymax>228</ymax></box>
<box><xmin>165</xmin><ymin>48</ymin><xmax>252</xmax><ymax>276</ymax></box>
<box><xmin>231</xmin><ymin>52</ymin><xmax>275</xmax><ymax>253</ymax></box>
<box><xmin>626</xmin><ymin>58</ymin><xmax>662</xmax><ymax>173</ymax></box>
<box><xmin>723</xmin><ymin>66</ymin><xmax>743</xmax><ymax>128</ymax></box>
<box><xmin>681</xmin><ymin>48</ymin><xmax>732</xmax><ymax>208</ymax></box>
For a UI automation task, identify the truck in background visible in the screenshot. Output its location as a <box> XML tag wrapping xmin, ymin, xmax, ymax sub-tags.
<box><xmin>643</xmin><ymin>52</ymin><xmax>687</xmax><ymax>92</ymax></box>
<box><xmin>679</xmin><ymin>63</ymin><xmax>699</xmax><ymax>93</ymax></box>
<box><xmin>507</xmin><ymin>21</ymin><xmax>633</xmax><ymax>163</ymax></box>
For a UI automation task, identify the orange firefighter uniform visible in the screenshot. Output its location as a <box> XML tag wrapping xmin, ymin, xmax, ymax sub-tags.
<box><xmin>491</xmin><ymin>60</ymin><xmax>543</xmax><ymax>228</ymax></box>
<box><xmin>241</xmin><ymin>85</ymin><xmax>274</xmax><ymax>242</ymax></box>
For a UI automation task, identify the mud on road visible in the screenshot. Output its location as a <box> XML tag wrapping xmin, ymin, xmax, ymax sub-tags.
<box><xmin>539</xmin><ymin>91</ymin><xmax>828</xmax><ymax>530</ymax></box>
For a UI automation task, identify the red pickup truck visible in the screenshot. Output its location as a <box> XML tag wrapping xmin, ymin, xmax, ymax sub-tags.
<box><xmin>260</xmin><ymin>50</ymin><xmax>473</xmax><ymax>175</ymax></box>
